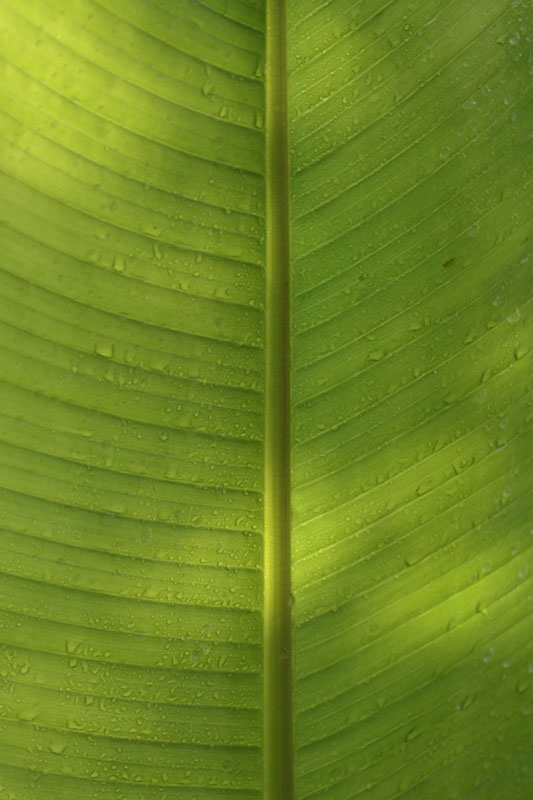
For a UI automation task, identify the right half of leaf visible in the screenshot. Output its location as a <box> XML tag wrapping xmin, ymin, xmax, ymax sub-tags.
<box><xmin>289</xmin><ymin>1</ymin><xmax>532</xmax><ymax>798</ymax></box>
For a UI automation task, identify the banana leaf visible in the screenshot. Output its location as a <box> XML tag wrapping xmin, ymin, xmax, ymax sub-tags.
<box><xmin>0</xmin><ymin>0</ymin><xmax>531</xmax><ymax>798</ymax></box>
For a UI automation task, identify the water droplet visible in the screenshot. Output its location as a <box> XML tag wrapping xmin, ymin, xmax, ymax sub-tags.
<box><xmin>457</xmin><ymin>694</ymin><xmax>475</xmax><ymax>710</ymax></box>
<box><xmin>142</xmin><ymin>223</ymin><xmax>162</xmax><ymax>237</ymax></box>
<box><xmin>113</xmin><ymin>254</ymin><xmax>125</xmax><ymax>272</ymax></box>
<box><xmin>94</xmin><ymin>342</ymin><xmax>114</xmax><ymax>358</ymax></box>
<box><xmin>416</xmin><ymin>479</ymin><xmax>432</xmax><ymax>495</ymax></box>
<box><xmin>388</xmin><ymin>30</ymin><xmax>402</xmax><ymax>48</ymax></box>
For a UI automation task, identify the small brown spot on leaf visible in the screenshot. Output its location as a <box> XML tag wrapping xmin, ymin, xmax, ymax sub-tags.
<box><xmin>442</xmin><ymin>257</ymin><xmax>456</xmax><ymax>269</ymax></box>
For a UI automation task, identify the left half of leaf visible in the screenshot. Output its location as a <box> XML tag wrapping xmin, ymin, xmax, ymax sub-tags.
<box><xmin>0</xmin><ymin>1</ymin><xmax>266</xmax><ymax>797</ymax></box>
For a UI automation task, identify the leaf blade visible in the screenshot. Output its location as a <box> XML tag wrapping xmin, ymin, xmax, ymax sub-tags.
<box><xmin>289</xmin><ymin>0</ymin><xmax>532</xmax><ymax>797</ymax></box>
<box><xmin>0</xmin><ymin>0</ymin><xmax>266</xmax><ymax>795</ymax></box>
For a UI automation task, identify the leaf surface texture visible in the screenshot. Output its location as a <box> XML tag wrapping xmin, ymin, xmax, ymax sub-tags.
<box><xmin>0</xmin><ymin>1</ymin><xmax>531</xmax><ymax>799</ymax></box>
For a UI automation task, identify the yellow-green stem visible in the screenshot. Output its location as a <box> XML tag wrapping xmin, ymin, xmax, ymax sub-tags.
<box><xmin>264</xmin><ymin>0</ymin><xmax>293</xmax><ymax>797</ymax></box>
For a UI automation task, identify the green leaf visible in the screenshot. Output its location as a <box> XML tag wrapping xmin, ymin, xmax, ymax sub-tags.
<box><xmin>0</xmin><ymin>1</ymin><xmax>531</xmax><ymax>799</ymax></box>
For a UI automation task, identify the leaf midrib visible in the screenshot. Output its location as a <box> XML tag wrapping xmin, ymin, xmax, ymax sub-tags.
<box><xmin>264</xmin><ymin>0</ymin><xmax>293</xmax><ymax>798</ymax></box>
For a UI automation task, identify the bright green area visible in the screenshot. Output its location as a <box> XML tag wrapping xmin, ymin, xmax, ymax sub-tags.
<box><xmin>0</xmin><ymin>0</ymin><xmax>265</xmax><ymax>797</ymax></box>
<box><xmin>0</xmin><ymin>1</ymin><xmax>531</xmax><ymax>799</ymax></box>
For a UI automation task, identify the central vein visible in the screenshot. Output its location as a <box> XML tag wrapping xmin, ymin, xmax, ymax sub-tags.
<box><xmin>264</xmin><ymin>0</ymin><xmax>293</xmax><ymax>797</ymax></box>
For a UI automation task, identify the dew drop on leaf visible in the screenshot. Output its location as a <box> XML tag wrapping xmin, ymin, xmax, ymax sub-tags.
<box><xmin>94</xmin><ymin>342</ymin><xmax>114</xmax><ymax>358</ymax></box>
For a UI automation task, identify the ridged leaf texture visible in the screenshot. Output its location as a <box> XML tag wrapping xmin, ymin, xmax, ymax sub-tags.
<box><xmin>0</xmin><ymin>1</ymin><xmax>531</xmax><ymax>799</ymax></box>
